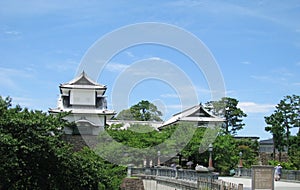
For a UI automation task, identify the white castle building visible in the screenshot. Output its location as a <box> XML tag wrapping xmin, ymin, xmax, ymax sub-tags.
<box><xmin>50</xmin><ymin>71</ymin><xmax>224</xmax><ymax>137</ymax></box>
<box><xmin>49</xmin><ymin>71</ymin><xmax>115</xmax><ymax>135</ymax></box>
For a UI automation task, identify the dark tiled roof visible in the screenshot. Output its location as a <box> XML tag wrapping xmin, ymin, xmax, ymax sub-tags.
<box><xmin>259</xmin><ymin>138</ymin><xmax>273</xmax><ymax>144</ymax></box>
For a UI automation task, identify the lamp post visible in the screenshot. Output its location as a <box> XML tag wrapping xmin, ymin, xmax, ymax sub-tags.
<box><xmin>208</xmin><ymin>143</ymin><xmax>214</xmax><ymax>171</ymax></box>
<box><xmin>238</xmin><ymin>151</ymin><xmax>243</xmax><ymax>177</ymax></box>
<box><xmin>157</xmin><ymin>150</ymin><xmax>161</xmax><ymax>166</ymax></box>
<box><xmin>127</xmin><ymin>164</ymin><xmax>134</xmax><ymax>177</ymax></box>
<box><xmin>177</xmin><ymin>153</ymin><xmax>182</xmax><ymax>167</ymax></box>
<box><xmin>239</xmin><ymin>152</ymin><xmax>243</xmax><ymax>167</ymax></box>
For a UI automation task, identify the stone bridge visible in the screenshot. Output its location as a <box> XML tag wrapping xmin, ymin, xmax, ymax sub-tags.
<box><xmin>120</xmin><ymin>167</ymin><xmax>243</xmax><ymax>190</ymax></box>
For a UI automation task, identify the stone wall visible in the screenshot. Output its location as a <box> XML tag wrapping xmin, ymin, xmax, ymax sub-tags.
<box><xmin>62</xmin><ymin>134</ymin><xmax>99</xmax><ymax>151</ymax></box>
<box><xmin>259</xmin><ymin>152</ymin><xmax>289</xmax><ymax>165</ymax></box>
<box><xmin>120</xmin><ymin>178</ymin><xmax>145</xmax><ymax>190</ymax></box>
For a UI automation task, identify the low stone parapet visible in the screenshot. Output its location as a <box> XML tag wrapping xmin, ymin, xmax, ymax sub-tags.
<box><xmin>237</xmin><ymin>167</ymin><xmax>300</xmax><ymax>182</ymax></box>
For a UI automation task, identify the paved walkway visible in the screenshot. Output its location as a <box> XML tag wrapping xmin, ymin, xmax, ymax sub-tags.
<box><xmin>219</xmin><ymin>177</ymin><xmax>300</xmax><ymax>190</ymax></box>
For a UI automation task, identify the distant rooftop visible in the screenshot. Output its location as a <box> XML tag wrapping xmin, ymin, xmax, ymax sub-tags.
<box><xmin>159</xmin><ymin>104</ymin><xmax>225</xmax><ymax>128</ymax></box>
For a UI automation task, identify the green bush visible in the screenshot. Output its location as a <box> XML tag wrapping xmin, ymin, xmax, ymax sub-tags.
<box><xmin>268</xmin><ymin>160</ymin><xmax>297</xmax><ymax>170</ymax></box>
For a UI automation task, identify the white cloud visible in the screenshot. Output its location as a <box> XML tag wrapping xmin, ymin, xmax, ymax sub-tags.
<box><xmin>271</xmin><ymin>68</ymin><xmax>294</xmax><ymax>77</ymax></box>
<box><xmin>160</xmin><ymin>93</ymin><xmax>178</xmax><ymax>98</ymax></box>
<box><xmin>125</xmin><ymin>51</ymin><xmax>135</xmax><ymax>58</ymax></box>
<box><xmin>45</xmin><ymin>59</ymin><xmax>78</xmax><ymax>72</ymax></box>
<box><xmin>251</xmin><ymin>75</ymin><xmax>270</xmax><ymax>80</ymax></box>
<box><xmin>251</xmin><ymin>75</ymin><xmax>274</xmax><ymax>83</ymax></box>
<box><xmin>167</xmin><ymin>0</ymin><xmax>205</xmax><ymax>8</ymax></box>
<box><xmin>166</xmin><ymin>0</ymin><xmax>299</xmax><ymax>29</ymax></box>
<box><xmin>0</xmin><ymin>75</ymin><xmax>16</xmax><ymax>89</ymax></box>
<box><xmin>160</xmin><ymin>87</ymin><xmax>228</xmax><ymax>104</ymax></box>
<box><xmin>241</xmin><ymin>61</ymin><xmax>251</xmax><ymax>65</ymax></box>
<box><xmin>105</xmin><ymin>63</ymin><xmax>129</xmax><ymax>72</ymax></box>
<box><xmin>0</xmin><ymin>67</ymin><xmax>32</xmax><ymax>89</ymax></box>
<box><xmin>0</xmin><ymin>0</ymin><xmax>72</xmax><ymax>17</ymax></box>
<box><xmin>12</xmin><ymin>97</ymin><xmax>35</xmax><ymax>108</ymax></box>
<box><xmin>251</xmin><ymin>67</ymin><xmax>296</xmax><ymax>86</ymax></box>
<box><xmin>155</xmin><ymin>86</ymin><xmax>199</xmax><ymax>101</ymax></box>
<box><xmin>196</xmin><ymin>87</ymin><xmax>211</xmax><ymax>94</ymax></box>
<box><xmin>166</xmin><ymin>104</ymin><xmax>184</xmax><ymax>109</ymax></box>
<box><xmin>0</xmin><ymin>25</ymin><xmax>22</xmax><ymax>39</ymax></box>
<box><xmin>224</xmin><ymin>90</ymin><xmax>236</xmax><ymax>96</ymax></box>
<box><xmin>165</xmin><ymin>104</ymin><xmax>192</xmax><ymax>111</ymax></box>
<box><xmin>238</xmin><ymin>102</ymin><xmax>275</xmax><ymax>113</ymax></box>
<box><xmin>124</xmin><ymin>59</ymin><xmax>179</xmax><ymax>77</ymax></box>
<box><xmin>4</xmin><ymin>30</ymin><xmax>21</xmax><ymax>36</ymax></box>
<box><xmin>148</xmin><ymin>57</ymin><xmax>162</xmax><ymax>61</ymax></box>
<box><xmin>10</xmin><ymin>96</ymin><xmax>54</xmax><ymax>111</ymax></box>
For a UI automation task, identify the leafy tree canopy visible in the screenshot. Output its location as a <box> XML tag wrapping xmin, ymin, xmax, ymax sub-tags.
<box><xmin>97</xmin><ymin>122</ymin><xmax>259</xmax><ymax>174</ymax></box>
<box><xmin>0</xmin><ymin>96</ymin><xmax>125</xmax><ymax>190</ymax></box>
<box><xmin>115</xmin><ymin>100</ymin><xmax>163</xmax><ymax>121</ymax></box>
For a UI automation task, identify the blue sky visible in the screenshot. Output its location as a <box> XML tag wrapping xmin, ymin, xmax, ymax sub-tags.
<box><xmin>1</xmin><ymin>0</ymin><xmax>300</xmax><ymax>139</ymax></box>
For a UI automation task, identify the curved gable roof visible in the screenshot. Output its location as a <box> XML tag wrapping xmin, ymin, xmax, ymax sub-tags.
<box><xmin>60</xmin><ymin>71</ymin><xmax>106</xmax><ymax>89</ymax></box>
<box><xmin>160</xmin><ymin>104</ymin><xmax>225</xmax><ymax>128</ymax></box>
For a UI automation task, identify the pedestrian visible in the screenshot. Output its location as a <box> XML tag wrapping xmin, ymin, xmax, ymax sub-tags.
<box><xmin>186</xmin><ymin>161</ymin><xmax>193</xmax><ymax>169</ymax></box>
<box><xmin>171</xmin><ymin>163</ymin><xmax>176</xmax><ymax>170</ymax></box>
<box><xmin>274</xmin><ymin>164</ymin><xmax>282</xmax><ymax>181</ymax></box>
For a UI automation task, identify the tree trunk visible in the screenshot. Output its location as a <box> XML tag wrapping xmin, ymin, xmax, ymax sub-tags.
<box><xmin>273</xmin><ymin>137</ymin><xmax>276</xmax><ymax>160</ymax></box>
<box><xmin>279</xmin><ymin>151</ymin><xmax>282</xmax><ymax>162</ymax></box>
<box><xmin>286</xmin><ymin>124</ymin><xmax>290</xmax><ymax>153</ymax></box>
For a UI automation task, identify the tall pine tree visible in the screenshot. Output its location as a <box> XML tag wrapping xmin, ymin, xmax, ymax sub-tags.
<box><xmin>205</xmin><ymin>97</ymin><xmax>247</xmax><ymax>135</ymax></box>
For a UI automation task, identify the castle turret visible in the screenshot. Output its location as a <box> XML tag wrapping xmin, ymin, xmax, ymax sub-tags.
<box><xmin>49</xmin><ymin>71</ymin><xmax>115</xmax><ymax>135</ymax></box>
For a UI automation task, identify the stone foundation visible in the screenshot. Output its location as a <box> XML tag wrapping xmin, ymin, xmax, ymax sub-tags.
<box><xmin>62</xmin><ymin>134</ymin><xmax>99</xmax><ymax>151</ymax></box>
<box><xmin>120</xmin><ymin>178</ymin><xmax>145</xmax><ymax>190</ymax></box>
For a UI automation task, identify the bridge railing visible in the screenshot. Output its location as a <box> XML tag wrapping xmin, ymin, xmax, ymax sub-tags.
<box><xmin>237</xmin><ymin>168</ymin><xmax>300</xmax><ymax>181</ymax></box>
<box><xmin>131</xmin><ymin>167</ymin><xmax>243</xmax><ymax>190</ymax></box>
<box><xmin>131</xmin><ymin>167</ymin><xmax>218</xmax><ymax>181</ymax></box>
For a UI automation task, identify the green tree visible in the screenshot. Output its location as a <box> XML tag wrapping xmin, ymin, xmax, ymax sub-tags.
<box><xmin>96</xmin><ymin>123</ymin><xmax>177</xmax><ymax>166</ymax></box>
<box><xmin>275</xmin><ymin>95</ymin><xmax>300</xmax><ymax>151</ymax></box>
<box><xmin>179</xmin><ymin>127</ymin><xmax>211</xmax><ymax>168</ymax></box>
<box><xmin>178</xmin><ymin>125</ymin><xmax>259</xmax><ymax>174</ymax></box>
<box><xmin>265</xmin><ymin>111</ymin><xmax>286</xmax><ymax>161</ymax></box>
<box><xmin>207</xmin><ymin>135</ymin><xmax>258</xmax><ymax>175</ymax></box>
<box><xmin>98</xmin><ymin>121</ymin><xmax>259</xmax><ymax>174</ymax></box>
<box><xmin>115</xmin><ymin>109</ymin><xmax>134</xmax><ymax>120</ymax></box>
<box><xmin>73</xmin><ymin>148</ymin><xmax>126</xmax><ymax>190</ymax></box>
<box><xmin>289</xmin><ymin>133</ymin><xmax>300</xmax><ymax>169</ymax></box>
<box><xmin>212</xmin><ymin>135</ymin><xmax>239</xmax><ymax>174</ymax></box>
<box><xmin>264</xmin><ymin>94</ymin><xmax>300</xmax><ymax>156</ymax></box>
<box><xmin>205</xmin><ymin>97</ymin><xmax>247</xmax><ymax>135</ymax></box>
<box><xmin>235</xmin><ymin>138</ymin><xmax>259</xmax><ymax>168</ymax></box>
<box><xmin>0</xmin><ymin>96</ymin><xmax>126</xmax><ymax>189</ymax></box>
<box><xmin>115</xmin><ymin>100</ymin><xmax>163</xmax><ymax>121</ymax></box>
